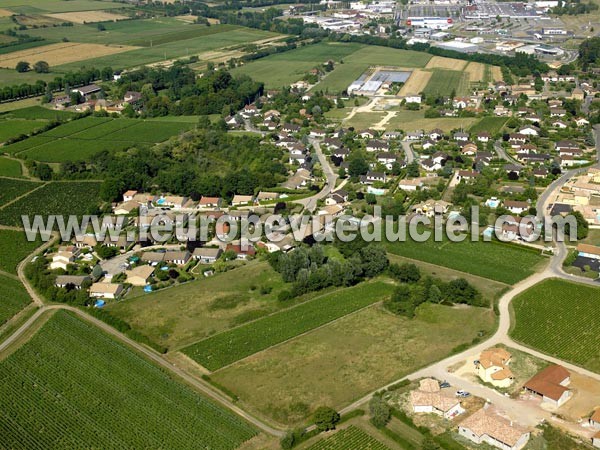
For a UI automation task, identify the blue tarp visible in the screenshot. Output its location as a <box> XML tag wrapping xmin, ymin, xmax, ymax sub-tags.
<box><xmin>95</xmin><ymin>300</ymin><xmax>105</xmax><ymax>308</ymax></box>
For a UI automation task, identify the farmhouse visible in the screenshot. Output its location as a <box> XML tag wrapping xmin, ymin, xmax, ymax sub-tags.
<box><xmin>458</xmin><ymin>407</ymin><xmax>530</xmax><ymax>450</ymax></box>
<box><xmin>72</xmin><ymin>84</ymin><xmax>101</xmax><ymax>98</ymax></box>
<box><xmin>524</xmin><ymin>364</ymin><xmax>572</xmax><ymax>407</ymax></box>
<box><xmin>475</xmin><ymin>348</ymin><xmax>514</xmax><ymax>388</ymax></box>
<box><xmin>89</xmin><ymin>282</ymin><xmax>124</xmax><ymax>300</ymax></box>
<box><xmin>125</xmin><ymin>265</ymin><xmax>155</xmax><ymax>286</ymax></box>
<box><xmin>410</xmin><ymin>378</ymin><xmax>465</xmax><ymax>419</ymax></box>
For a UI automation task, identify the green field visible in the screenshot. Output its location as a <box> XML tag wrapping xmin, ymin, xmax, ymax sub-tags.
<box><xmin>182</xmin><ymin>281</ymin><xmax>394</xmax><ymax>371</ymax></box>
<box><xmin>306</xmin><ymin>426</ymin><xmax>390</xmax><ymax>450</ymax></box>
<box><xmin>0</xmin><ymin>157</ymin><xmax>23</xmax><ymax>178</ymax></box>
<box><xmin>0</xmin><ymin>119</ymin><xmax>47</xmax><ymax>143</ymax></box>
<box><xmin>0</xmin><ymin>177</ymin><xmax>41</xmax><ymax>206</ymax></box>
<box><xmin>1</xmin><ymin>0</ymin><xmax>132</xmax><ymax>13</ymax></box>
<box><xmin>214</xmin><ymin>303</ymin><xmax>495</xmax><ymax>424</ymax></box>
<box><xmin>233</xmin><ymin>42</ymin><xmax>431</xmax><ymax>91</ymax></box>
<box><xmin>469</xmin><ymin>116</ymin><xmax>508</xmax><ymax>135</ymax></box>
<box><xmin>0</xmin><ymin>68</ymin><xmax>57</xmax><ymax>89</ymax></box>
<box><xmin>0</xmin><ymin>274</ymin><xmax>31</xmax><ymax>326</ymax></box>
<box><xmin>1</xmin><ymin>106</ymin><xmax>75</xmax><ymax>121</ymax></box>
<box><xmin>423</xmin><ymin>69</ymin><xmax>468</xmax><ymax>97</ymax></box>
<box><xmin>0</xmin><ymin>229</ymin><xmax>42</xmax><ymax>274</ymax></box>
<box><xmin>384</xmin><ymin>234</ymin><xmax>545</xmax><ymax>284</ymax></box>
<box><xmin>5</xmin><ymin>117</ymin><xmax>194</xmax><ymax>162</ymax></box>
<box><xmin>0</xmin><ymin>181</ymin><xmax>101</xmax><ymax>226</ymax></box>
<box><xmin>511</xmin><ymin>279</ymin><xmax>600</xmax><ymax>373</ymax></box>
<box><xmin>0</xmin><ymin>310</ymin><xmax>257</xmax><ymax>449</ymax></box>
<box><xmin>55</xmin><ymin>26</ymin><xmax>278</xmax><ymax>72</ymax></box>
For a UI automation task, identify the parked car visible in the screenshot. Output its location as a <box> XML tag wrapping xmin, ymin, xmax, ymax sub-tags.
<box><xmin>456</xmin><ymin>390</ymin><xmax>471</xmax><ymax>398</ymax></box>
<box><xmin>440</xmin><ymin>381</ymin><xmax>451</xmax><ymax>388</ymax></box>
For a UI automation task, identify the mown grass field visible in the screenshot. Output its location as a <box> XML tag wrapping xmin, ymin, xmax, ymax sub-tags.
<box><xmin>0</xmin><ymin>106</ymin><xmax>75</xmax><ymax>141</ymax></box>
<box><xmin>213</xmin><ymin>303</ymin><xmax>496</xmax><ymax>425</ymax></box>
<box><xmin>0</xmin><ymin>274</ymin><xmax>31</xmax><ymax>326</ymax></box>
<box><xmin>5</xmin><ymin>116</ymin><xmax>194</xmax><ymax>162</ymax></box>
<box><xmin>0</xmin><ymin>177</ymin><xmax>41</xmax><ymax>206</ymax></box>
<box><xmin>182</xmin><ymin>281</ymin><xmax>394</xmax><ymax>371</ymax></box>
<box><xmin>0</xmin><ymin>310</ymin><xmax>257</xmax><ymax>449</ymax></box>
<box><xmin>384</xmin><ymin>234</ymin><xmax>545</xmax><ymax>284</ymax></box>
<box><xmin>423</xmin><ymin>69</ymin><xmax>468</xmax><ymax>97</ymax></box>
<box><xmin>511</xmin><ymin>279</ymin><xmax>600</xmax><ymax>373</ymax></box>
<box><xmin>306</xmin><ymin>426</ymin><xmax>390</xmax><ymax>450</ymax></box>
<box><xmin>0</xmin><ymin>157</ymin><xmax>23</xmax><ymax>178</ymax></box>
<box><xmin>0</xmin><ymin>229</ymin><xmax>42</xmax><ymax>274</ymax></box>
<box><xmin>0</xmin><ymin>181</ymin><xmax>101</xmax><ymax>226</ymax></box>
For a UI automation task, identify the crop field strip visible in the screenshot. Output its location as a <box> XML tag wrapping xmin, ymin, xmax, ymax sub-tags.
<box><xmin>182</xmin><ymin>281</ymin><xmax>393</xmax><ymax>371</ymax></box>
<box><xmin>511</xmin><ymin>279</ymin><xmax>600</xmax><ymax>373</ymax></box>
<box><xmin>0</xmin><ymin>311</ymin><xmax>257</xmax><ymax>449</ymax></box>
<box><xmin>5</xmin><ymin>117</ymin><xmax>194</xmax><ymax>162</ymax></box>
<box><xmin>0</xmin><ymin>229</ymin><xmax>42</xmax><ymax>275</ymax></box>
<box><xmin>384</xmin><ymin>235</ymin><xmax>544</xmax><ymax>285</ymax></box>
<box><xmin>0</xmin><ymin>157</ymin><xmax>23</xmax><ymax>178</ymax></box>
<box><xmin>423</xmin><ymin>68</ymin><xmax>468</xmax><ymax>97</ymax></box>
<box><xmin>0</xmin><ymin>274</ymin><xmax>31</xmax><ymax>327</ymax></box>
<box><xmin>0</xmin><ymin>181</ymin><xmax>101</xmax><ymax>226</ymax></box>
<box><xmin>306</xmin><ymin>426</ymin><xmax>391</xmax><ymax>450</ymax></box>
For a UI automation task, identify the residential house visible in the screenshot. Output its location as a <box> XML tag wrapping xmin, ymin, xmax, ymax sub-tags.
<box><xmin>533</xmin><ymin>168</ymin><xmax>548</xmax><ymax>178</ymax></box>
<box><xmin>494</xmin><ymin>105</ymin><xmax>511</xmax><ymax>116</ymax></box>
<box><xmin>551</xmin><ymin>119</ymin><xmax>568</xmax><ymax>129</ymax></box>
<box><xmin>524</xmin><ymin>364</ymin><xmax>572</xmax><ymax>407</ymax></box>
<box><xmin>421</xmin><ymin>139</ymin><xmax>436</xmax><ymax>150</ymax></box>
<box><xmin>358</xmin><ymin>129</ymin><xmax>377</xmax><ymax>139</ymax></box>
<box><xmin>410</xmin><ymin>378</ymin><xmax>465</xmax><ymax>419</ymax></box>
<box><xmin>125</xmin><ymin>265</ymin><xmax>155</xmax><ymax>286</ymax></box>
<box><xmin>593</xmin><ymin>431</ymin><xmax>600</xmax><ymax>448</ymax></box>
<box><xmin>114</xmin><ymin>200</ymin><xmax>138</xmax><ymax>215</ymax></box>
<box><xmin>198</xmin><ymin>196</ymin><xmax>222</xmax><ymax>209</ymax></box>
<box><xmin>457</xmin><ymin>170</ymin><xmax>479</xmax><ymax>182</ymax></box>
<box><xmin>332</xmin><ymin>148</ymin><xmax>350</xmax><ymax>159</ymax></box>
<box><xmin>477</xmin><ymin>132</ymin><xmax>491</xmax><ymax>143</ymax></box>
<box><xmin>589</xmin><ymin>409</ymin><xmax>600</xmax><ymax>430</ymax></box>
<box><xmin>193</xmin><ymin>247</ymin><xmax>222</xmax><ymax>264</ymax></box>
<box><xmin>123</xmin><ymin>190</ymin><xmax>138</xmax><ymax>202</ymax></box>
<box><xmin>504</xmin><ymin>200</ymin><xmax>529</xmax><ymax>215</ymax></box>
<box><xmin>72</xmin><ymin>84</ymin><xmax>101</xmax><ymax>98</ymax></box>
<box><xmin>164</xmin><ymin>250</ymin><xmax>191</xmax><ymax>266</ymax></box>
<box><xmin>226</xmin><ymin>244</ymin><xmax>256</xmax><ymax>260</ymax></box>
<box><xmin>89</xmin><ymin>282</ymin><xmax>124</xmax><ymax>300</ymax></box>
<box><xmin>550</xmin><ymin>108</ymin><xmax>567</xmax><ymax>118</ymax></box>
<box><xmin>282</xmin><ymin>123</ymin><xmax>301</xmax><ymax>133</ymax></box>
<box><xmin>323</xmin><ymin>137</ymin><xmax>343</xmax><ymax>150</ymax></box>
<box><xmin>555</xmin><ymin>140</ymin><xmax>580</xmax><ymax>153</ymax></box>
<box><xmin>461</xmin><ymin>142</ymin><xmax>478</xmax><ymax>156</ymax></box>
<box><xmin>73</xmin><ymin>234</ymin><xmax>98</xmax><ymax>249</ymax></box>
<box><xmin>454</xmin><ymin>131</ymin><xmax>469</xmax><ymax>142</ymax></box>
<box><xmin>509</xmin><ymin>134</ymin><xmax>528</xmax><ymax>147</ymax></box>
<box><xmin>55</xmin><ymin>275</ymin><xmax>91</xmax><ymax>290</ymax></box>
<box><xmin>398</xmin><ymin>179</ymin><xmax>423</xmax><ymax>191</ymax></box>
<box><xmin>429</xmin><ymin>128</ymin><xmax>444</xmax><ymax>140</ymax></box>
<box><xmin>405</xmin><ymin>130</ymin><xmax>424</xmax><ymax>140</ymax></box>
<box><xmin>412</xmin><ymin>199</ymin><xmax>451</xmax><ymax>218</ymax></box>
<box><xmin>256</xmin><ymin>191</ymin><xmax>279</xmax><ymax>203</ymax></box>
<box><xmin>405</xmin><ymin>94</ymin><xmax>422</xmax><ymax>104</ymax></box>
<box><xmin>141</xmin><ymin>251</ymin><xmax>165</xmax><ymax>265</ymax></box>
<box><xmin>309</xmin><ymin>129</ymin><xmax>327</xmax><ymax>138</ymax></box>
<box><xmin>231</xmin><ymin>194</ymin><xmax>253</xmax><ymax>206</ymax></box>
<box><xmin>475</xmin><ymin>348</ymin><xmax>514</xmax><ymax>388</ymax></box>
<box><xmin>377</xmin><ymin>152</ymin><xmax>399</xmax><ymax>169</ymax></box>
<box><xmin>458</xmin><ymin>407</ymin><xmax>530</xmax><ymax>450</ymax></box>
<box><xmin>361</xmin><ymin>171</ymin><xmax>386</xmax><ymax>184</ymax></box>
<box><xmin>575</xmin><ymin>117</ymin><xmax>590</xmax><ymax>127</ymax></box>
<box><xmin>366</xmin><ymin>139</ymin><xmax>388</xmax><ymax>152</ymax></box>
<box><xmin>432</xmin><ymin>151</ymin><xmax>448</xmax><ymax>164</ymax></box>
<box><xmin>326</xmin><ymin>189</ymin><xmax>348</xmax><ymax>205</ymax></box>
<box><xmin>283</xmin><ymin>168</ymin><xmax>312</xmax><ymax>190</ymax></box>
<box><xmin>577</xmin><ymin>244</ymin><xmax>600</xmax><ymax>261</ymax></box>
<box><xmin>50</xmin><ymin>246</ymin><xmax>80</xmax><ymax>271</ymax></box>
<box><xmin>421</xmin><ymin>158</ymin><xmax>442</xmax><ymax>172</ymax></box>
<box><xmin>519</xmin><ymin>125</ymin><xmax>539</xmax><ymax>136</ymax></box>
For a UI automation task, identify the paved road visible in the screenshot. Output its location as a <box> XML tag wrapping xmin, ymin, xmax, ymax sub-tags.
<box><xmin>494</xmin><ymin>140</ymin><xmax>524</xmax><ymax>168</ymax></box>
<box><xmin>401</xmin><ymin>140</ymin><xmax>417</xmax><ymax>164</ymax></box>
<box><xmin>295</xmin><ymin>137</ymin><xmax>338</xmax><ymax>212</ymax></box>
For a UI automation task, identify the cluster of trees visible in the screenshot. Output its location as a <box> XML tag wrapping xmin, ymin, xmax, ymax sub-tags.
<box><xmin>551</xmin><ymin>0</ymin><xmax>598</xmax><ymax>15</ymax></box>
<box><xmin>15</xmin><ymin>60</ymin><xmax>49</xmax><ymax>73</ymax></box>
<box><xmin>579</xmin><ymin>37</ymin><xmax>600</xmax><ymax>70</ymax></box>
<box><xmin>384</xmin><ymin>263</ymin><xmax>485</xmax><ymax>318</ymax></box>
<box><xmin>268</xmin><ymin>243</ymin><xmax>389</xmax><ymax>299</ymax></box>
<box><xmin>117</xmin><ymin>66</ymin><xmax>263</xmax><ymax>117</ymax></box>
<box><xmin>76</xmin><ymin>126</ymin><xmax>287</xmax><ymax>202</ymax></box>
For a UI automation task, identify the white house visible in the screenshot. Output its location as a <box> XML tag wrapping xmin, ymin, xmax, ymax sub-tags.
<box><xmin>410</xmin><ymin>378</ymin><xmax>464</xmax><ymax>419</ymax></box>
<box><xmin>459</xmin><ymin>408</ymin><xmax>530</xmax><ymax>450</ymax></box>
<box><xmin>504</xmin><ymin>200</ymin><xmax>529</xmax><ymax>215</ymax></box>
<box><xmin>193</xmin><ymin>247</ymin><xmax>222</xmax><ymax>264</ymax></box>
<box><xmin>398</xmin><ymin>179</ymin><xmax>423</xmax><ymax>191</ymax></box>
<box><xmin>405</xmin><ymin>94</ymin><xmax>422</xmax><ymax>104</ymax></box>
<box><xmin>519</xmin><ymin>126</ymin><xmax>539</xmax><ymax>136</ymax></box>
<box><xmin>475</xmin><ymin>348</ymin><xmax>514</xmax><ymax>388</ymax></box>
<box><xmin>50</xmin><ymin>246</ymin><xmax>80</xmax><ymax>271</ymax></box>
<box><xmin>593</xmin><ymin>431</ymin><xmax>600</xmax><ymax>449</ymax></box>
<box><xmin>590</xmin><ymin>409</ymin><xmax>600</xmax><ymax>430</ymax></box>
<box><xmin>89</xmin><ymin>282</ymin><xmax>124</xmax><ymax>300</ymax></box>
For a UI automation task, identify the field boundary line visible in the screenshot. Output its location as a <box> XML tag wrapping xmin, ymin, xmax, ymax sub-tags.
<box><xmin>0</xmin><ymin>269</ymin><xmax>19</xmax><ymax>280</ymax></box>
<box><xmin>0</xmin><ymin>181</ymin><xmax>48</xmax><ymax>211</ymax></box>
<box><xmin>210</xmin><ymin>299</ymin><xmax>386</xmax><ymax>374</ymax></box>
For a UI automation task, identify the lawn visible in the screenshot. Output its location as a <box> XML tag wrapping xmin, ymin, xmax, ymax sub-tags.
<box><xmin>384</xmin><ymin>232</ymin><xmax>545</xmax><ymax>284</ymax></box>
<box><xmin>0</xmin><ymin>274</ymin><xmax>31</xmax><ymax>326</ymax></box>
<box><xmin>511</xmin><ymin>279</ymin><xmax>600</xmax><ymax>373</ymax></box>
<box><xmin>182</xmin><ymin>281</ymin><xmax>395</xmax><ymax>371</ymax></box>
<box><xmin>0</xmin><ymin>229</ymin><xmax>42</xmax><ymax>274</ymax></box>
<box><xmin>0</xmin><ymin>310</ymin><xmax>257</xmax><ymax>449</ymax></box>
<box><xmin>0</xmin><ymin>67</ymin><xmax>57</xmax><ymax>88</ymax></box>
<box><xmin>0</xmin><ymin>157</ymin><xmax>23</xmax><ymax>178</ymax></box>
<box><xmin>106</xmin><ymin>261</ymin><xmax>290</xmax><ymax>350</ymax></box>
<box><xmin>6</xmin><ymin>117</ymin><xmax>195</xmax><ymax>162</ymax></box>
<box><xmin>469</xmin><ymin>116</ymin><xmax>508</xmax><ymax>135</ymax></box>
<box><xmin>422</xmin><ymin>69</ymin><xmax>467</xmax><ymax>97</ymax></box>
<box><xmin>0</xmin><ymin>181</ymin><xmax>101</xmax><ymax>226</ymax></box>
<box><xmin>213</xmin><ymin>303</ymin><xmax>496</xmax><ymax>425</ymax></box>
<box><xmin>385</xmin><ymin>109</ymin><xmax>479</xmax><ymax>133</ymax></box>
<box><xmin>0</xmin><ymin>177</ymin><xmax>41</xmax><ymax>206</ymax></box>
<box><xmin>306</xmin><ymin>426</ymin><xmax>390</xmax><ymax>450</ymax></box>
<box><xmin>341</xmin><ymin>112</ymin><xmax>386</xmax><ymax>130</ymax></box>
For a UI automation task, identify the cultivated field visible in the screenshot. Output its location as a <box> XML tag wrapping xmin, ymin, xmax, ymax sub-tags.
<box><xmin>213</xmin><ymin>303</ymin><xmax>496</xmax><ymax>425</ymax></box>
<box><xmin>0</xmin><ymin>8</ymin><xmax>13</xmax><ymax>16</ymax></box>
<box><xmin>306</xmin><ymin>426</ymin><xmax>390</xmax><ymax>450</ymax></box>
<box><xmin>5</xmin><ymin>117</ymin><xmax>194</xmax><ymax>162</ymax></box>
<box><xmin>491</xmin><ymin>65</ymin><xmax>503</xmax><ymax>82</ymax></box>
<box><xmin>384</xmin><ymin>235</ymin><xmax>545</xmax><ymax>284</ymax></box>
<box><xmin>0</xmin><ymin>274</ymin><xmax>30</xmax><ymax>327</ymax></box>
<box><xmin>464</xmin><ymin>61</ymin><xmax>486</xmax><ymax>83</ymax></box>
<box><xmin>423</xmin><ymin>69</ymin><xmax>469</xmax><ymax>97</ymax></box>
<box><xmin>0</xmin><ymin>177</ymin><xmax>41</xmax><ymax>206</ymax></box>
<box><xmin>469</xmin><ymin>116</ymin><xmax>508</xmax><ymax>134</ymax></box>
<box><xmin>0</xmin><ymin>181</ymin><xmax>101</xmax><ymax>226</ymax></box>
<box><xmin>0</xmin><ymin>0</ymin><xmax>133</xmax><ymax>13</ymax></box>
<box><xmin>511</xmin><ymin>279</ymin><xmax>600</xmax><ymax>373</ymax></box>
<box><xmin>0</xmin><ymin>42</ymin><xmax>138</xmax><ymax>69</ymax></box>
<box><xmin>45</xmin><ymin>10</ymin><xmax>129</xmax><ymax>23</ymax></box>
<box><xmin>399</xmin><ymin>69</ymin><xmax>432</xmax><ymax>96</ymax></box>
<box><xmin>0</xmin><ymin>229</ymin><xmax>42</xmax><ymax>275</ymax></box>
<box><xmin>425</xmin><ymin>55</ymin><xmax>467</xmax><ymax>71</ymax></box>
<box><xmin>0</xmin><ymin>310</ymin><xmax>257</xmax><ymax>449</ymax></box>
<box><xmin>182</xmin><ymin>281</ymin><xmax>395</xmax><ymax>371</ymax></box>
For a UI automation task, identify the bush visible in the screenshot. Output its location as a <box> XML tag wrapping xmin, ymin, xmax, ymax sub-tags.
<box><xmin>312</xmin><ymin>406</ymin><xmax>340</xmax><ymax>432</ymax></box>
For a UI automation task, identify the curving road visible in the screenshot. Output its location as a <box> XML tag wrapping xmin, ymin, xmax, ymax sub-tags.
<box><xmin>295</xmin><ymin>137</ymin><xmax>338</xmax><ymax>212</ymax></box>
